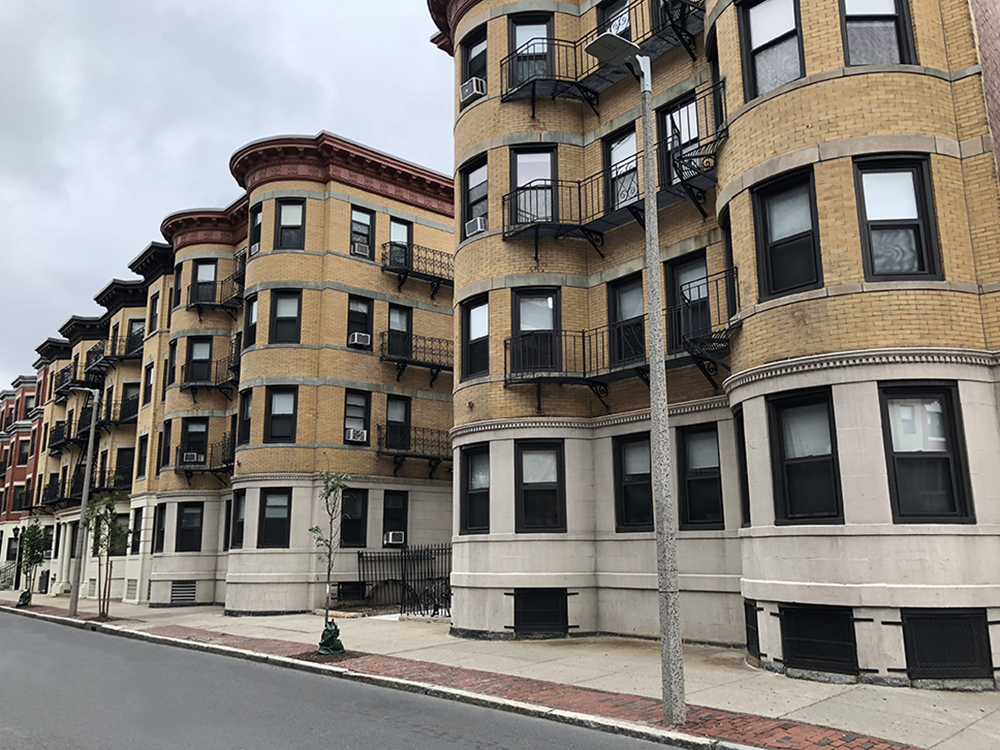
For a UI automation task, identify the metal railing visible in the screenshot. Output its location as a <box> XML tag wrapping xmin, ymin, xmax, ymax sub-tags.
<box><xmin>180</xmin><ymin>357</ymin><xmax>236</xmax><ymax>389</ymax></box>
<box><xmin>124</xmin><ymin>326</ymin><xmax>145</xmax><ymax>356</ymax></box>
<box><xmin>228</xmin><ymin>335</ymin><xmax>242</xmax><ymax>376</ymax></box>
<box><xmin>174</xmin><ymin>434</ymin><xmax>234</xmax><ymax>471</ymax></box>
<box><xmin>102</xmin><ymin>396</ymin><xmax>139</xmax><ymax>424</ymax></box>
<box><xmin>378</xmin><ymin>332</ymin><xmax>454</xmax><ymax>369</ymax></box>
<box><xmin>375</xmin><ymin>425</ymin><xmax>451</xmax><ymax>459</ymax></box>
<box><xmin>42</xmin><ymin>479</ymin><xmax>62</xmax><ymax>504</ymax></box>
<box><xmin>233</xmin><ymin>251</ymin><xmax>247</xmax><ymax>280</ymax></box>
<box><xmin>49</xmin><ymin>420</ymin><xmax>71</xmax><ymax>449</ymax></box>
<box><xmin>77</xmin><ymin>406</ymin><xmax>93</xmax><ymax>436</ymax></box>
<box><xmin>95</xmin><ymin>464</ymin><xmax>133</xmax><ymax>491</ymax></box>
<box><xmin>665</xmin><ymin>266</ymin><xmax>740</xmax><ymax>350</ymax></box>
<box><xmin>357</xmin><ymin>544</ymin><xmax>452</xmax><ymax>617</ymax></box>
<box><xmin>85</xmin><ymin>340</ymin><xmax>107</xmax><ymax>371</ymax></box>
<box><xmin>380</xmin><ymin>242</ymin><xmax>454</xmax><ymax>283</ymax></box>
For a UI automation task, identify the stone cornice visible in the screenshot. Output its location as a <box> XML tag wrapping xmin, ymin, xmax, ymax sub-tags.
<box><xmin>94</xmin><ymin>279</ymin><xmax>148</xmax><ymax>316</ymax></box>
<box><xmin>428</xmin><ymin>0</ymin><xmax>486</xmax><ymax>54</ymax></box>
<box><xmin>127</xmin><ymin>242</ymin><xmax>175</xmax><ymax>282</ymax></box>
<box><xmin>229</xmin><ymin>132</ymin><xmax>454</xmax><ymax>218</ymax></box>
<box><xmin>724</xmin><ymin>348</ymin><xmax>999</xmax><ymax>393</ymax></box>
<box><xmin>160</xmin><ymin>195</ymin><xmax>249</xmax><ymax>253</ymax></box>
<box><xmin>58</xmin><ymin>316</ymin><xmax>107</xmax><ymax>347</ymax></box>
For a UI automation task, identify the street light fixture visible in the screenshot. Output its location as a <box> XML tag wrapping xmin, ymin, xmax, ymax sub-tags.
<box><xmin>67</xmin><ymin>385</ymin><xmax>101</xmax><ymax>617</ymax></box>
<box><xmin>586</xmin><ymin>32</ymin><xmax>687</xmax><ymax>726</ymax></box>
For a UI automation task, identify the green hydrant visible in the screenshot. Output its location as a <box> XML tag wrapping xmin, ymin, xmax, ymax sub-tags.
<box><xmin>318</xmin><ymin>619</ymin><xmax>345</xmax><ymax>655</ymax></box>
<box><xmin>16</xmin><ymin>590</ymin><xmax>31</xmax><ymax>608</ymax></box>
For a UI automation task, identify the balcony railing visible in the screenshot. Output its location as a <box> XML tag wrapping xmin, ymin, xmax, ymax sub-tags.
<box><xmin>379</xmin><ymin>332</ymin><xmax>454</xmax><ymax>386</ymax></box>
<box><xmin>174</xmin><ymin>434</ymin><xmax>235</xmax><ymax>474</ymax></box>
<box><xmin>233</xmin><ymin>251</ymin><xmax>247</xmax><ymax>281</ymax></box>
<box><xmin>95</xmin><ymin>464</ymin><xmax>133</xmax><ymax>492</ymax></box>
<box><xmin>666</xmin><ymin>266</ymin><xmax>741</xmax><ymax>388</ymax></box>
<box><xmin>380</xmin><ymin>242</ymin><xmax>454</xmax><ymax>299</ymax></box>
<box><xmin>499</xmin><ymin>0</ymin><xmax>704</xmax><ymax>111</ymax></box>
<box><xmin>42</xmin><ymin>479</ymin><xmax>62</xmax><ymax>505</ymax></box>
<box><xmin>179</xmin><ymin>357</ymin><xmax>237</xmax><ymax>394</ymax></box>
<box><xmin>76</xmin><ymin>406</ymin><xmax>94</xmax><ymax>437</ymax></box>
<box><xmin>124</xmin><ymin>326</ymin><xmax>145</xmax><ymax>357</ymax></box>
<box><xmin>228</xmin><ymin>334</ymin><xmax>242</xmax><ymax>378</ymax></box>
<box><xmin>100</xmin><ymin>396</ymin><xmax>139</xmax><ymax>424</ymax></box>
<box><xmin>48</xmin><ymin>420</ymin><xmax>71</xmax><ymax>452</ymax></box>
<box><xmin>187</xmin><ymin>278</ymin><xmax>243</xmax><ymax>311</ymax></box>
<box><xmin>376</xmin><ymin>425</ymin><xmax>452</xmax><ymax>478</ymax></box>
<box><xmin>69</xmin><ymin>471</ymin><xmax>87</xmax><ymax>500</ymax></box>
<box><xmin>85</xmin><ymin>340</ymin><xmax>107</xmax><ymax>372</ymax></box>
<box><xmin>502</xmin><ymin>80</ymin><xmax>727</xmax><ymax>250</ymax></box>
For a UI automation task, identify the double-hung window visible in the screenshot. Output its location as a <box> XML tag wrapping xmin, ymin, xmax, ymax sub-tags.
<box><xmin>659</xmin><ymin>96</ymin><xmax>699</xmax><ymax>186</ymax></box>
<box><xmin>741</xmin><ymin>0</ymin><xmax>803</xmax><ymax>99</ymax></box>
<box><xmin>270</xmin><ymin>290</ymin><xmax>301</xmax><ymax>344</ymax></box>
<box><xmin>167</xmin><ymin>341</ymin><xmax>177</xmax><ymax>385</ymax></box>
<box><xmin>344</xmin><ymin>390</ymin><xmax>370</xmax><ymax>445</ymax></box>
<box><xmin>512</xmin><ymin>148</ymin><xmax>556</xmax><ymax>224</ymax></box>
<box><xmin>842</xmin><ymin>0</ymin><xmax>914</xmax><ymax>66</ymax></box>
<box><xmin>136</xmin><ymin>435</ymin><xmax>149</xmax><ymax>478</ymax></box>
<box><xmin>185</xmin><ymin>337</ymin><xmax>212</xmax><ymax>383</ymax></box>
<box><xmin>244</xmin><ymin>295</ymin><xmax>258</xmax><ymax>347</ymax></box>
<box><xmin>605</xmin><ymin>126</ymin><xmax>638</xmax><ymax>212</ymax></box>
<box><xmin>191</xmin><ymin>261</ymin><xmax>217</xmax><ymax>304</ymax></box>
<box><xmin>231</xmin><ymin>490</ymin><xmax>246</xmax><ymax>549</ymax></box>
<box><xmin>258</xmin><ymin>488</ymin><xmax>291</xmax><ymax>548</ymax></box>
<box><xmin>515</xmin><ymin>441</ymin><xmax>566</xmax><ymax>532</ymax></box>
<box><xmin>462</xmin><ymin>296</ymin><xmax>489</xmax><ymax>379</ymax></box>
<box><xmin>341</xmin><ymin>488</ymin><xmax>368</xmax><ymax>547</ymax></box>
<box><xmin>667</xmin><ymin>252</ymin><xmax>710</xmax><ymax>351</ymax></box>
<box><xmin>176</xmin><ymin>502</ymin><xmax>204</xmax><ymax>552</ymax></box>
<box><xmin>17</xmin><ymin>439</ymin><xmax>29</xmax><ymax>465</ymax></box>
<box><xmin>614</xmin><ymin>434</ymin><xmax>653</xmax><ymax>532</ymax></box>
<box><xmin>238</xmin><ymin>390</ymin><xmax>252</xmax><ymax>445</ymax></box>
<box><xmin>180</xmin><ymin>418</ymin><xmax>209</xmax><ymax>465</ymax></box>
<box><xmin>347</xmin><ymin>295</ymin><xmax>372</xmax><ymax>349</ymax></box>
<box><xmin>754</xmin><ymin>171</ymin><xmax>821</xmax><ymax>299</ymax></box>
<box><xmin>249</xmin><ymin>204</ymin><xmax>263</xmax><ymax>256</ymax></box>
<box><xmin>769</xmin><ymin>389</ymin><xmax>843</xmax><ymax>523</ymax></box>
<box><xmin>387</xmin><ymin>305</ymin><xmax>412</xmax><ymax>359</ymax></box>
<box><xmin>275</xmin><ymin>199</ymin><xmax>305</xmax><ymax>249</ymax></box>
<box><xmin>153</xmin><ymin>504</ymin><xmax>166</xmax><ymax>553</ymax></box>
<box><xmin>264</xmin><ymin>387</ymin><xmax>297</xmax><ymax>443</ymax></box>
<box><xmin>855</xmin><ymin>158</ymin><xmax>939</xmax><ymax>280</ymax></box>
<box><xmin>462</xmin><ymin>156</ymin><xmax>489</xmax><ymax>238</ymax></box>
<box><xmin>879</xmin><ymin>383</ymin><xmax>972</xmax><ymax>522</ymax></box>
<box><xmin>509</xmin><ymin>15</ymin><xmax>552</xmax><ymax>86</ymax></box>
<box><xmin>382</xmin><ymin>491</ymin><xmax>408</xmax><ymax>545</ymax></box>
<box><xmin>142</xmin><ymin>363</ymin><xmax>154</xmax><ymax>405</ymax></box>
<box><xmin>388</xmin><ymin>218</ymin><xmax>412</xmax><ymax>269</ymax></box>
<box><xmin>512</xmin><ymin>288</ymin><xmax>560</xmax><ymax>374</ymax></box>
<box><xmin>350</xmin><ymin>207</ymin><xmax>375</xmax><ymax>256</ymax></box>
<box><xmin>148</xmin><ymin>293</ymin><xmax>159</xmax><ymax>332</ymax></box>
<box><xmin>679</xmin><ymin>425</ymin><xmax>724</xmax><ymax>529</ymax></box>
<box><xmin>385</xmin><ymin>396</ymin><xmax>411</xmax><ymax>451</ymax></box>
<box><xmin>461</xmin><ymin>445</ymin><xmax>490</xmax><ymax>534</ymax></box>
<box><xmin>130</xmin><ymin>508</ymin><xmax>143</xmax><ymax>555</ymax></box>
<box><xmin>461</xmin><ymin>26</ymin><xmax>488</xmax><ymax>106</ymax></box>
<box><xmin>609</xmin><ymin>275</ymin><xmax>645</xmax><ymax>366</ymax></box>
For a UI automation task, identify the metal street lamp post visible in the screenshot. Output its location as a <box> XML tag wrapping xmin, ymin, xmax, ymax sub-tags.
<box><xmin>68</xmin><ymin>386</ymin><xmax>101</xmax><ymax>617</ymax></box>
<box><xmin>585</xmin><ymin>32</ymin><xmax>686</xmax><ymax>725</ymax></box>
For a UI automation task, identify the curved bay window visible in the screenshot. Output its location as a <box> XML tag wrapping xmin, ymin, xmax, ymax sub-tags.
<box><xmin>614</xmin><ymin>434</ymin><xmax>653</xmax><ymax>532</ymax></box>
<box><xmin>678</xmin><ymin>425</ymin><xmax>723</xmax><ymax>529</ymax></box>
<box><xmin>515</xmin><ymin>441</ymin><xmax>566</xmax><ymax>533</ymax></box>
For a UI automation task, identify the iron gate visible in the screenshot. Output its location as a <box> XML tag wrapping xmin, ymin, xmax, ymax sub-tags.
<box><xmin>357</xmin><ymin>544</ymin><xmax>451</xmax><ymax>617</ymax></box>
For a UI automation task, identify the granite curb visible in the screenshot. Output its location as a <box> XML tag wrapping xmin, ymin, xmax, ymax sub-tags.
<box><xmin>0</xmin><ymin>604</ymin><xmax>752</xmax><ymax>750</ymax></box>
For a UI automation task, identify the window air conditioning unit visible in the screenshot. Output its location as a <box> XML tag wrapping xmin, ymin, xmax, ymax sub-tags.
<box><xmin>460</xmin><ymin>76</ymin><xmax>487</xmax><ymax>104</ymax></box>
<box><xmin>182</xmin><ymin>452</ymin><xmax>204</xmax><ymax>464</ymax></box>
<box><xmin>347</xmin><ymin>332</ymin><xmax>371</xmax><ymax>348</ymax></box>
<box><xmin>465</xmin><ymin>217</ymin><xmax>487</xmax><ymax>237</ymax></box>
<box><xmin>345</xmin><ymin>428</ymin><xmax>368</xmax><ymax>444</ymax></box>
<box><xmin>351</xmin><ymin>242</ymin><xmax>371</xmax><ymax>258</ymax></box>
<box><xmin>383</xmin><ymin>531</ymin><xmax>405</xmax><ymax>546</ymax></box>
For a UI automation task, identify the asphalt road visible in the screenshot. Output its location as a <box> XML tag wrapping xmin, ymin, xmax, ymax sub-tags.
<box><xmin>0</xmin><ymin>612</ymin><xmax>672</xmax><ymax>750</ymax></box>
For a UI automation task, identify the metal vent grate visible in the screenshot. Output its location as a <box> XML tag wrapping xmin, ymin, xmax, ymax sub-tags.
<box><xmin>744</xmin><ymin>599</ymin><xmax>760</xmax><ymax>658</ymax></box>
<box><xmin>88</xmin><ymin>579</ymin><xmax>97</xmax><ymax>598</ymax></box>
<box><xmin>170</xmin><ymin>580</ymin><xmax>197</xmax><ymax>604</ymax></box>
<box><xmin>903</xmin><ymin>609</ymin><xmax>992</xmax><ymax>680</ymax></box>
<box><xmin>125</xmin><ymin>579</ymin><xmax>138</xmax><ymax>600</ymax></box>
<box><xmin>147</xmin><ymin>579</ymin><xmax>152</xmax><ymax>601</ymax></box>
<box><xmin>513</xmin><ymin>588</ymin><xmax>568</xmax><ymax>635</ymax></box>
<box><xmin>780</xmin><ymin>605</ymin><xmax>858</xmax><ymax>675</ymax></box>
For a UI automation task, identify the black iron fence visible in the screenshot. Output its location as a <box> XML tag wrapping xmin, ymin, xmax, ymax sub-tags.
<box><xmin>380</xmin><ymin>242</ymin><xmax>454</xmax><ymax>282</ymax></box>
<box><xmin>379</xmin><ymin>331</ymin><xmax>454</xmax><ymax>369</ymax></box>
<box><xmin>376</xmin><ymin>425</ymin><xmax>451</xmax><ymax>459</ymax></box>
<box><xmin>357</xmin><ymin>544</ymin><xmax>452</xmax><ymax>617</ymax></box>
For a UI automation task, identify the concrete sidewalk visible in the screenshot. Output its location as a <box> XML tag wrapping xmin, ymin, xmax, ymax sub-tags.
<box><xmin>2</xmin><ymin>597</ymin><xmax>998</xmax><ymax>750</ymax></box>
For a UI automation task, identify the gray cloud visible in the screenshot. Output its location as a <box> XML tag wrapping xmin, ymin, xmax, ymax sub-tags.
<box><xmin>0</xmin><ymin>0</ymin><xmax>454</xmax><ymax>386</ymax></box>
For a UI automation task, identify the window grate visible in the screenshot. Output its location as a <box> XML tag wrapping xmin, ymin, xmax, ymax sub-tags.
<box><xmin>87</xmin><ymin>578</ymin><xmax>97</xmax><ymax>598</ymax></box>
<box><xmin>170</xmin><ymin>580</ymin><xmax>197</xmax><ymax>604</ymax></box>
<box><xmin>780</xmin><ymin>605</ymin><xmax>858</xmax><ymax>675</ymax></box>
<box><xmin>903</xmin><ymin>609</ymin><xmax>992</xmax><ymax>680</ymax></box>
<box><xmin>513</xmin><ymin>588</ymin><xmax>568</xmax><ymax>635</ymax></box>
<box><xmin>744</xmin><ymin>599</ymin><xmax>760</xmax><ymax>658</ymax></box>
<box><xmin>126</xmin><ymin>579</ymin><xmax>138</xmax><ymax>600</ymax></box>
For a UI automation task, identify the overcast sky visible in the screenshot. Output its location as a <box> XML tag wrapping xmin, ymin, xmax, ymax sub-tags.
<box><xmin>0</xmin><ymin>0</ymin><xmax>454</xmax><ymax>388</ymax></box>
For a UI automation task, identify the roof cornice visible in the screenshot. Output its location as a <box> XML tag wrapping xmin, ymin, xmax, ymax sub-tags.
<box><xmin>427</xmin><ymin>0</ymin><xmax>487</xmax><ymax>55</ymax></box>
<box><xmin>160</xmin><ymin>195</ymin><xmax>249</xmax><ymax>253</ymax></box>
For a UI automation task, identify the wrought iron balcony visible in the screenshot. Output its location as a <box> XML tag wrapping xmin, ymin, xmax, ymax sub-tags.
<box><xmin>666</xmin><ymin>266</ymin><xmax>741</xmax><ymax>388</ymax></box>
<box><xmin>179</xmin><ymin>357</ymin><xmax>237</xmax><ymax>397</ymax></box>
<box><xmin>124</xmin><ymin>326</ymin><xmax>145</xmax><ymax>357</ymax></box>
<box><xmin>174</xmin><ymin>433</ymin><xmax>235</xmax><ymax>479</ymax></box>
<box><xmin>376</xmin><ymin>425</ymin><xmax>452</xmax><ymax>478</ymax></box>
<box><xmin>228</xmin><ymin>334</ymin><xmax>242</xmax><ymax>379</ymax></box>
<box><xmin>76</xmin><ymin>406</ymin><xmax>94</xmax><ymax>437</ymax></box>
<box><xmin>232</xmin><ymin>251</ymin><xmax>247</xmax><ymax>282</ymax></box>
<box><xmin>95</xmin><ymin>464</ymin><xmax>133</xmax><ymax>492</ymax></box>
<box><xmin>379</xmin><ymin>332</ymin><xmax>453</xmax><ymax>386</ymax></box>
<box><xmin>499</xmin><ymin>0</ymin><xmax>705</xmax><ymax>115</ymax></box>
<box><xmin>53</xmin><ymin>362</ymin><xmax>101</xmax><ymax>396</ymax></box>
<box><xmin>380</xmin><ymin>242</ymin><xmax>454</xmax><ymax>299</ymax></box>
<box><xmin>68</xmin><ymin>470</ymin><xmax>88</xmax><ymax>500</ymax></box>
<box><xmin>48</xmin><ymin>420</ymin><xmax>72</xmax><ymax>453</ymax></box>
<box><xmin>186</xmin><ymin>278</ymin><xmax>243</xmax><ymax>317</ymax></box>
<box><xmin>100</xmin><ymin>396</ymin><xmax>139</xmax><ymax>425</ymax></box>
<box><xmin>42</xmin><ymin>479</ymin><xmax>62</xmax><ymax>506</ymax></box>
<box><xmin>85</xmin><ymin>340</ymin><xmax>108</xmax><ymax>373</ymax></box>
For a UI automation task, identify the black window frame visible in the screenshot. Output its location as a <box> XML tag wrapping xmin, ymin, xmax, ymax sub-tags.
<box><xmin>142</xmin><ymin>363</ymin><xmax>154</xmax><ymax>405</ymax></box>
<box><xmin>175</xmin><ymin>501</ymin><xmax>204</xmax><ymax>553</ymax></box>
<box><xmin>878</xmin><ymin>381</ymin><xmax>973</xmax><ymax>523</ymax></box>
<box><xmin>344</xmin><ymin>389</ymin><xmax>371</xmax><ymax>445</ymax></box>
<box><xmin>461</xmin><ymin>154</ymin><xmax>489</xmax><ymax>240</ymax></box>
<box><xmin>349</xmin><ymin>206</ymin><xmax>375</xmax><ymax>255</ymax></box>
<box><xmin>385</xmin><ymin>394</ymin><xmax>411</xmax><ymax>451</ymax></box>
<box><xmin>136</xmin><ymin>434</ymin><xmax>148</xmax><ymax>479</ymax></box>
<box><xmin>769</xmin><ymin>388</ymin><xmax>844</xmax><ymax>524</ymax></box>
<box><xmin>461</xmin><ymin>295</ymin><xmax>489</xmax><ymax>380</ymax></box>
<box><xmin>191</xmin><ymin>260</ymin><xmax>217</xmax><ymax>305</ymax></box>
<box><xmin>738</xmin><ymin>0</ymin><xmax>805</xmax><ymax>101</ymax></box>
<box><xmin>186</xmin><ymin>337</ymin><xmax>212</xmax><ymax>383</ymax></box>
<box><xmin>514</xmin><ymin>440</ymin><xmax>567</xmax><ymax>533</ymax></box>
<box><xmin>258</xmin><ymin>488</ymin><xmax>292</xmax><ymax>549</ymax></box>
<box><xmin>231</xmin><ymin>489</ymin><xmax>246</xmax><ymax>549</ymax></box>
<box><xmin>510</xmin><ymin>145</ymin><xmax>558</xmax><ymax>223</ymax></box>
<box><xmin>461</xmin><ymin>24</ymin><xmax>488</xmax><ymax>85</ymax></box>
<box><xmin>238</xmin><ymin>389</ymin><xmax>253</xmax><ymax>445</ymax></box>
<box><xmin>264</xmin><ymin>386</ymin><xmax>297</xmax><ymax>444</ymax></box>
<box><xmin>161</xmin><ymin>420</ymin><xmax>172</xmax><ymax>469</ymax></box>
<box><xmin>167</xmin><ymin>341</ymin><xmax>177</xmax><ymax>385</ymax></box>
<box><xmin>130</xmin><ymin>507</ymin><xmax>143</xmax><ymax>556</ymax></box>
<box><xmin>613</xmin><ymin>433</ymin><xmax>654</xmax><ymax>532</ymax></box>
<box><xmin>249</xmin><ymin>203</ymin><xmax>263</xmax><ymax>256</ymax></box>
<box><xmin>181</xmin><ymin>417</ymin><xmax>209</xmax><ymax>464</ymax></box>
<box><xmin>274</xmin><ymin>198</ymin><xmax>305</xmax><ymax>250</ymax></box>
<box><xmin>381</xmin><ymin>490</ymin><xmax>408</xmax><ymax>546</ymax></box>
<box><xmin>753</xmin><ymin>169</ymin><xmax>822</xmax><ymax>301</ymax></box>
<box><xmin>666</xmin><ymin>250</ymin><xmax>709</xmax><ymax>353</ymax></box>
<box><xmin>460</xmin><ymin>444</ymin><xmax>491</xmax><ymax>535</ymax></box>
<box><xmin>511</xmin><ymin>286</ymin><xmax>561</xmax><ymax>374</ymax></box>
<box><xmin>346</xmin><ymin>294</ymin><xmax>373</xmax><ymax>349</ymax></box>
<box><xmin>603</xmin><ymin>123</ymin><xmax>639</xmax><ymax>214</ymax></box>
<box><xmin>148</xmin><ymin>292</ymin><xmax>159</xmax><ymax>332</ymax></box>
<box><xmin>840</xmin><ymin>0</ymin><xmax>915</xmax><ymax>67</ymax></box>
<box><xmin>608</xmin><ymin>273</ymin><xmax>646</xmax><ymax>367</ymax></box>
<box><xmin>173</xmin><ymin>265</ymin><xmax>183</xmax><ymax>308</ymax></box>
<box><xmin>734</xmin><ymin>407</ymin><xmax>751</xmax><ymax>528</ymax></box>
<box><xmin>270</xmin><ymin>289</ymin><xmax>302</xmax><ymax>344</ymax></box>
<box><xmin>152</xmin><ymin>503</ymin><xmax>166</xmax><ymax>554</ymax></box>
<box><xmin>340</xmin><ymin>488</ymin><xmax>368</xmax><ymax>548</ymax></box>
<box><xmin>678</xmin><ymin>423</ymin><xmax>724</xmax><ymax>530</ymax></box>
<box><xmin>598</xmin><ymin>0</ymin><xmax>632</xmax><ymax>38</ymax></box>
<box><xmin>244</xmin><ymin>294</ymin><xmax>258</xmax><ymax>348</ymax></box>
<box><xmin>854</xmin><ymin>156</ymin><xmax>941</xmax><ymax>281</ymax></box>
<box><xmin>508</xmin><ymin>13</ymin><xmax>554</xmax><ymax>87</ymax></box>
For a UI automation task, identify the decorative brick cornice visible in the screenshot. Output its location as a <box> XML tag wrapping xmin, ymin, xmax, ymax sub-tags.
<box><xmin>725</xmin><ymin>348</ymin><xmax>999</xmax><ymax>393</ymax></box>
<box><xmin>160</xmin><ymin>196</ymin><xmax>249</xmax><ymax>253</ymax></box>
<box><xmin>428</xmin><ymin>0</ymin><xmax>487</xmax><ymax>54</ymax></box>
<box><xmin>229</xmin><ymin>132</ymin><xmax>454</xmax><ymax>218</ymax></box>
